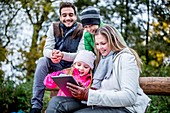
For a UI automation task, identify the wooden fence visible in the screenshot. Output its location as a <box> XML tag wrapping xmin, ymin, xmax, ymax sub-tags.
<box><xmin>46</xmin><ymin>77</ymin><xmax>170</xmax><ymax>97</ymax></box>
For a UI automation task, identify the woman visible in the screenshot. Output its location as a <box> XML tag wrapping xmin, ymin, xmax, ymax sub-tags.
<box><xmin>46</xmin><ymin>25</ymin><xmax>151</xmax><ymax>113</ymax></box>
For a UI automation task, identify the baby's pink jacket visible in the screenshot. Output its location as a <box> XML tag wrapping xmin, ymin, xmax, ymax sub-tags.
<box><xmin>44</xmin><ymin>68</ymin><xmax>92</xmax><ymax>97</ymax></box>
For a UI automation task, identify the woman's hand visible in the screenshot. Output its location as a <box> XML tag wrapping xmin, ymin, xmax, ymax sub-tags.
<box><xmin>67</xmin><ymin>82</ymin><xmax>89</xmax><ymax>101</ymax></box>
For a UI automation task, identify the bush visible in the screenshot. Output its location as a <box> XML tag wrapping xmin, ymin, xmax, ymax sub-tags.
<box><xmin>0</xmin><ymin>79</ymin><xmax>32</xmax><ymax>113</ymax></box>
<box><xmin>42</xmin><ymin>91</ymin><xmax>51</xmax><ymax>112</ymax></box>
<box><xmin>147</xmin><ymin>96</ymin><xmax>170</xmax><ymax>113</ymax></box>
<box><xmin>0</xmin><ymin>78</ymin><xmax>51</xmax><ymax>113</ymax></box>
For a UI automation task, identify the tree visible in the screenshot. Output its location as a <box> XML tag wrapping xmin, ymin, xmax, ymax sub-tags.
<box><xmin>19</xmin><ymin>0</ymin><xmax>55</xmax><ymax>79</ymax></box>
<box><xmin>0</xmin><ymin>0</ymin><xmax>59</xmax><ymax>82</ymax></box>
<box><xmin>0</xmin><ymin>42</ymin><xmax>7</xmax><ymax>82</ymax></box>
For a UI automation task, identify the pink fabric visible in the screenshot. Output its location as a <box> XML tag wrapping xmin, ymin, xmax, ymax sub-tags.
<box><xmin>44</xmin><ymin>68</ymin><xmax>92</xmax><ymax>97</ymax></box>
<box><xmin>44</xmin><ymin>71</ymin><xmax>64</xmax><ymax>89</ymax></box>
<box><xmin>73</xmin><ymin>68</ymin><xmax>91</xmax><ymax>87</ymax></box>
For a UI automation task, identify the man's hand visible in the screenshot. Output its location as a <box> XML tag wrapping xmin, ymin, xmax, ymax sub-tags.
<box><xmin>50</xmin><ymin>49</ymin><xmax>63</xmax><ymax>63</ymax></box>
<box><xmin>67</xmin><ymin>82</ymin><xmax>89</xmax><ymax>101</ymax></box>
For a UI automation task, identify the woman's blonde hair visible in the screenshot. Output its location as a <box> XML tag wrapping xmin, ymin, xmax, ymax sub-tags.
<box><xmin>94</xmin><ymin>25</ymin><xmax>142</xmax><ymax>72</ymax></box>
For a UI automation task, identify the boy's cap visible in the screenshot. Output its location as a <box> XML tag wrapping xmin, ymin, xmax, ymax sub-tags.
<box><xmin>74</xmin><ymin>50</ymin><xmax>96</xmax><ymax>69</ymax></box>
<box><xmin>80</xmin><ymin>6</ymin><xmax>100</xmax><ymax>27</ymax></box>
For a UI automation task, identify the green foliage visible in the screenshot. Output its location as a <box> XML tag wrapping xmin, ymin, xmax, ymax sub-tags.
<box><xmin>74</xmin><ymin>0</ymin><xmax>98</xmax><ymax>11</ymax></box>
<box><xmin>147</xmin><ymin>96</ymin><xmax>170</xmax><ymax>113</ymax></box>
<box><xmin>42</xmin><ymin>91</ymin><xmax>51</xmax><ymax>112</ymax></box>
<box><xmin>0</xmin><ymin>79</ymin><xmax>32</xmax><ymax>113</ymax></box>
<box><xmin>141</xmin><ymin>63</ymin><xmax>170</xmax><ymax>77</ymax></box>
<box><xmin>0</xmin><ymin>77</ymin><xmax>51</xmax><ymax>113</ymax></box>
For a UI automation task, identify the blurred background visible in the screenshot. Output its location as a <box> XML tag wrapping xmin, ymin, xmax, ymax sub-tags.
<box><xmin>0</xmin><ymin>0</ymin><xmax>170</xmax><ymax>112</ymax></box>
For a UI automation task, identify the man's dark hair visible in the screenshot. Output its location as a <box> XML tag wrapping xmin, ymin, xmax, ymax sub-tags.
<box><xmin>59</xmin><ymin>2</ymin><xmax>76</xmax><ymax>15</ymax></box>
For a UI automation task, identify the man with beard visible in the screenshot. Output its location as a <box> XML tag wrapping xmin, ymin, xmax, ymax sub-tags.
<box><xmin>30</xmin><ymin>2</ymin><xmax>83</xmax><ymax>113</ymax></box>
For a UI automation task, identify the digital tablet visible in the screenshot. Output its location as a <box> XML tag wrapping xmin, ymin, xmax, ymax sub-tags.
<box><xmin>51</xmin><ymin>74</ymin><xmax>79</xmax><ymax>96</ymax></box>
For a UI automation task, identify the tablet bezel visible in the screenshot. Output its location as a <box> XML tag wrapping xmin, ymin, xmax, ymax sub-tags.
<box><xmin>51</xmin><ymin>75</ymin><xmax>79</xmax><ymax>96</ymax></box>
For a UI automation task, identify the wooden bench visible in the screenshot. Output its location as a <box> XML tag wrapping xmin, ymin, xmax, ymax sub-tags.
<box><xmin>46</xmin><ymin>77</ymin><xmax>170</xmax><ymax>97</ymax></box>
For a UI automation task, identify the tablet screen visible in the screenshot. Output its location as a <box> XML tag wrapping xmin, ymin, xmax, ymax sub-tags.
<box><xmin>51</xmin><ymin>74</ymin><xmax>79</xmax><ymax>96</ymax></box>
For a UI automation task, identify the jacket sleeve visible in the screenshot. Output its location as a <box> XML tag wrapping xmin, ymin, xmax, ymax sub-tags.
<box><xmin>44</xmin><ymin>71</ymin><xmax>64</xmax><ymax>88</ymax></box>
<box><xmin>84</xmin><ymin>32</ymin><xmax>94</xmax><ymax>52</ymax></box>
<box><xmin>43</xmin><ymin>23</ymin><xmax>56</xmax><ymax>58</ymax></box>
<box><xmin>44</xmin><ymin>72</ymin><xmax>58</xmax><ymax>89</ymax></box>
<box><xmin>77</xmin><ymin>30</ymin><xmax>86</xmax><ymax>51</ymax></box>
<box><xmin>62</xmin><ymin>52</ymin><xmax>77</xmax><ymax>62</ymax></box>
<box><xmin>87</xmin><ymin>53</ymin><xmax>139</xmax><ymax>107</ymax></box>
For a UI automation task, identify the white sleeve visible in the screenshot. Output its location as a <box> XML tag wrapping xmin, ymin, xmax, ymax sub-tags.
<box><xmin>77</xmin><ymin>30</ymin><xmax>86</xmax><ymax>51</ymax></box>
<box><xmin>43</xmin><ymin>23</ymin><xmax>55</xmax><ymax>58</ymax></box>
<box><xmin>62</xmin><ymin>52</ymin><xmax>77</xmax><ymax>62</ymax></box>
